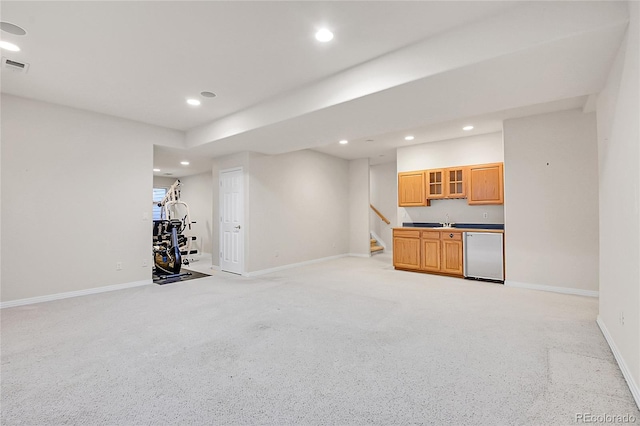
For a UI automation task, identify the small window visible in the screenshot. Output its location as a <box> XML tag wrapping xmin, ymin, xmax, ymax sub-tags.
<box><xmin>152</xmin><ymin>187</ymin><xmax>167</xmax><ymax>220</ymax></box>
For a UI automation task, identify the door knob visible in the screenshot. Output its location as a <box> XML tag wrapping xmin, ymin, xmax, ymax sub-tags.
<box><xmin>235</xmin><ymin>225</ymin><xmax>241</xmax><ymax>230</ymax></box>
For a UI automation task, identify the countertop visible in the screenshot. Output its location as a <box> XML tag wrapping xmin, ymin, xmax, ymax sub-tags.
<box><xmin>395</xmin><ymin>223</ymin><xmax>504</xmax><ymax>234</ymax></box>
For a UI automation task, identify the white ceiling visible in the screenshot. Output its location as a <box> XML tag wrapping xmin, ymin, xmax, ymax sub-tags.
<box><xmin>0</xmin><ymin>1</ymin><xmax>515</xmax><ymax>130</ymax></box>
<box><xmin>0</xmin><ymin>1</ymin><xmax>630</xmax><ymax>177</ymax></box>
<box><xmin>313</xmin><ymin>96</ymin><xmax>591</xmax><ymax>165</ymax></box>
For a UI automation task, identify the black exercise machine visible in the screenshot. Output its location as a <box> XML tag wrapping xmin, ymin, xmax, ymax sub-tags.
<box><xmin>153</xmin><ymin>219</ymin><xmax>192</xmax><ymax>281</ymax></box>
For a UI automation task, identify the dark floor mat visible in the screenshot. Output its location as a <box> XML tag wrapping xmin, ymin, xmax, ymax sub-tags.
<box><xmin>153</xmin><ymin>268</ymin><xmax>211</xmax><ymax>285</ymax></box>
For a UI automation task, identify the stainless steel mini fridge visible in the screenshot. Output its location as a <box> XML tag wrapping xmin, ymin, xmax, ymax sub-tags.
<box><xmin>463</xmin><ymin>232</ymin><xmax>504</xmax><ymax>282</ymax></box>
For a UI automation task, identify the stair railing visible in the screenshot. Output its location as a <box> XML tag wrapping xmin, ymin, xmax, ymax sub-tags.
<box><xmin>370</xmin><ymin>204</ymin><xmax>390</xmax><ymax>225</ymax></box>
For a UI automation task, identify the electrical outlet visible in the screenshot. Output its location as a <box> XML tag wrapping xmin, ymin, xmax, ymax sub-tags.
<box><xmin>620</xmin><ymin>311</ymin><xmax>625</xmax><ymax>326</ymax></box>
<box><xmin>142</xmin><ymin>259</ymin><xmax>148</xmax><ymax>268</ymax></box>
<box><xmin>483</xmin><ymin>212</ymin><xmax>488</xmax><ymax>219</ymax></box>
<box><xmin>116</xmin><ymin>262</ymin><xmax>122</xmax><ymax>271</ymax></box>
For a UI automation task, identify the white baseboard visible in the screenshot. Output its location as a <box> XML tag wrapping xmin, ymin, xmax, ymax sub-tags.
<box><xmin>349</xmin><ymin>253</ymin><xmax>371</xmax><ymax>258</ymax></box>
<box><xmin>0</xmin><ymin>279</ymin><xmax>152</xmax><ymax>309</ymax></box>
<box><xmin>597</xmin><ymin>316</ymin><xmax>640</xmax><ymax>409</ymax></box>
<box><xmin>244</xmin><ymin>254</ymin><xmax>350</xmax><ymax>277</ymax></box>
<box><xmin>505</xmin><ymin>280</ymin><xmax>599</xmax><ymax>297</ymax></box>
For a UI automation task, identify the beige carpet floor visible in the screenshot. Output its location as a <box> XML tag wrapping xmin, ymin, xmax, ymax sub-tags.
<box><xmin>2</xmin><ymin>253</ymin><xmax>638</xmax><ymax>425</ymax></box>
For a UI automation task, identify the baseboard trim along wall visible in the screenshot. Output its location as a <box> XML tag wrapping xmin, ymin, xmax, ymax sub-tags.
<box><xmin>597</xmin><ymin>316</ymin><xmax>640</xmax><ymax>409</ymax></box>
<box><xmin>505</xmin><ymin>280</ymin><xmax>599</xmax><ymax>298</ymax></box>
<box><xmin>0</xmin><ymin>279</ymin><xmax>153</xmax><ymax>309</ymax></box>
<box><xmin>348</xmin><ymin>253</ymin><xmax>371</xmax><ymax>258</ymax></box>
<box><xmin>244</xmin><ymin>254</ymin><xmax>352</xmax><ymax>277</ymax></box>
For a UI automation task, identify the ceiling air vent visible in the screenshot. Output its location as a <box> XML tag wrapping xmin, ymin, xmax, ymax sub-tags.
<box><xmin>2</xmin><ymin>57</ymin><xmax>29</xmax><ymax>74</ymax></box>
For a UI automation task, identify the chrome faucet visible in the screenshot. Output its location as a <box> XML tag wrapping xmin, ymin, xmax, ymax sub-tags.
<box><xmin>441</xmin><ymin>214</ymin><xmax>452</xmax><ymax>228</ymax></box>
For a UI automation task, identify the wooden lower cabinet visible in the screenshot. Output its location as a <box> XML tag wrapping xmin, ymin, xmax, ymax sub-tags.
<box><xmin>393</xmin><ymin>231</ymin><xmax>421</xmax><ymax>270</ymax></box>
<box><xmin>441</xmin><ymin>237</ymin><xmax>463</xmax><ymax>275</ymax></box>
<box><xmin>393</xmin><ymin>229</ymin><xmax>463</xmax><ymax>277</ymax></box>
<box><xmin>421</xmin><ymin>233</ymin><xmax>441</xmax><ymax>272</ymax></box>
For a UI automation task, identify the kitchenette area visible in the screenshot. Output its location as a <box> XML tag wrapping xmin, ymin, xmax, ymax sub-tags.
<box><xmin>393</xmin><ymin>150</ymin><xmax>506</xmax><ymax>283</ymax></box>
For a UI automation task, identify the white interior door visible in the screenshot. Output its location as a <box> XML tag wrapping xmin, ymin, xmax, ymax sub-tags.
<box><xmin>220</xmin><ymin>168</ymin><xmax>244</xmax><ymax>274</ymax></box>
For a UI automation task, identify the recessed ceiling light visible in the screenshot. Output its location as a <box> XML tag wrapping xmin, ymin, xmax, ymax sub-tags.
<box><xmin>180</xmin><ymin>161</ymin><xmax>190</xmax><ymax>165</ymax></box>
<box><xmin>339</xmin><ymin>140</ymin><xmax>348</xmax><ymax>145</ymax></box>
<box><xmin>463</xmin><ymin>125</ymin><xmax>474</xmax><ymax>131</ymax></box>
<box><xmin>0</xmin><ymin>41</ymin><xmax>20</xmax><ymax>52</ymax></box>
<box><xmin>404</xmin><ymin>136</ymin><xmax>415</xmax><ymax>141</ymax></box>
<box><xmin>200</xmin><ymin>91</ymin><xmax>216</xmax><ymax>98</ymax></box>
<box><xmin>366</xmin><ymin>139</ymin><xmax>374</xmax><ymax>142</ymax></box>
<box><xmin>153</xmin><ymin>168</ymin><xmax>160</xmax><ymax>172</ymax></box>
<box><xmin>315</xmin><ymin>28</ymin><xmax>334</xmax><ymax>42</ymax></box>
<box><xmin>186</xmin><ymin>98</ymin><xmax>201</xmax><ymax>106</ymax></box>
<box><xmin>0</xmin><ymin>22</ymin><xmax>27</xmax><ymax>36</ymax></box>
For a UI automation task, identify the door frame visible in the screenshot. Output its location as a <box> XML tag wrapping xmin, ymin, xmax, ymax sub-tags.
<box><xmin>219</xmin><ymin>167</ymin><xmax>245</xmax><ymax>274</ymax></box>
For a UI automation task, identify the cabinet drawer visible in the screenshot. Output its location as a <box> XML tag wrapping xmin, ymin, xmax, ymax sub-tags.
<box><xmin>421</xmin><ymin>231</ymin><xmax>440</xmax><ymax>240</ymax></box>
<box><xmin>394</xmin><ymin>229</ymin><xmax>420</xmax><ymax>238</ymax></box>
<box><xmin>442</xmin><ymin>232</ymin><xmax>462</xmax><ymax>240</ymax></box>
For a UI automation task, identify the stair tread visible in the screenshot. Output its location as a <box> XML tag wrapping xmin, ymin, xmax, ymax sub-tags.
<box><xmin>370</xmin><ymin>245</ymin><xmax>384</xmax><ymax>252</ymax></box>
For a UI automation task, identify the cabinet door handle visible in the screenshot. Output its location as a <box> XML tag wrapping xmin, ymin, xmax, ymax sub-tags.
<box><xmin>449</xmin><ymin>233</ymin><xmax>454</xmax><ymax>238</ymax></box>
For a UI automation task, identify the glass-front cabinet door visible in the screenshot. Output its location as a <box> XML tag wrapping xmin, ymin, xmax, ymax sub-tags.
<box><xmin>446</xmin><ymin>167</ymin><xmax>466</xmax><ymax>198</ymax></box>
<box><xmin>427</xmin><ymin>169</ymin><xmax>445</xmax><ymax>199</ymax></box>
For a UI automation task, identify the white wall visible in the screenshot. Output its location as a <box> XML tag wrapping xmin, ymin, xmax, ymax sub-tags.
<box><xmin>153</xmin><ymin>176</ymin><xmax>177</xmax><ymax>188</ymax></box>
<box><xmin>1</xmin><ymin>95</ymin><xmax>183</xmax><ymax>302</ymax></box>
<box><xmin>179</xmin><ymin>172</ymin><xmax>214</xmax><ymax>255</ymax></box>
<box><xmin>396</xmin><ymin>132</ymin><xmax>505</xmax><ymax>225</ymax></box>
<box><xmin>247</xmin><ymin>150</ymin><xmax>350</xmax><ymax>272</ymax></box>
<box><xmin>370</xmin><ymin>162</ymin><xmax>397</xmax><ymax>250</ymax></box>
<box><xmin>503</xmin><ymin>109</ymin><xmax>599</xmax><ymax>293</ymax></box>
<box><xmin>596</xmin><ymin>0</ymin><xmax>640</xmax><ymax>401</ymax></box>
<box><xmin>349</xmin><ymin>159</ymin><xmax>370</xmax><ymax>256</ymax></box>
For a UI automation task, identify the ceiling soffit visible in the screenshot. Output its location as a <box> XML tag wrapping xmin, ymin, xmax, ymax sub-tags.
<box><xmin>186</xmin><ymin>1</ymin><xmax>629</xmax><ymax>153</ymax></box>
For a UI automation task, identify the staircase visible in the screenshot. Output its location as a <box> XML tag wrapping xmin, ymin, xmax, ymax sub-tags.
<box><xmin>370</xmin><ymin>237</ymin><xmax>384</xmax><ymax>255</ymax></box>
<box><xmin>369</xmin><ymin>205</ymin><xmax>389</xmax><ymax>255</ymax></box>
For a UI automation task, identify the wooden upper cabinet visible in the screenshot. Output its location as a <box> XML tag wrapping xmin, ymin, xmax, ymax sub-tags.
<box><xmin>398</xmin><ymin>171</ymin><xmax>428</xmax><ymax>207</ymax></box>
<box><xmin>468</xmin><ymin>162</ymin><xmax>504</xmax><ymax>205</ymax></box>
<box><xmin>426</xmin><ymin>169</ymin><xmax>445</xmax><ymax>199</ymax></box>
<box><xmin>446</xmin><ymin>167</ymin><xmax>466</xmax><ymax>199</ymax></box>
<box><xmin>400</xmin><ymin>162</ymin><xmax>501</xmax><ymax>205</ymax></box>
<box><xmin>426</xmin><ymin>167</ymin><xmax>466</xmax><ymax>200</ymax></box>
